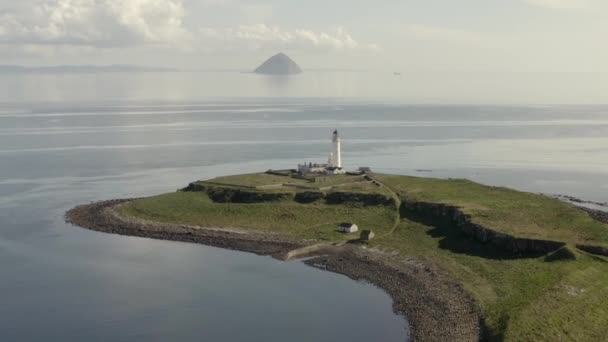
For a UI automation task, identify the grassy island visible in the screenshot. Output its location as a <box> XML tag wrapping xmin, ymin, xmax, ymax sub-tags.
<box><xmin>70</xmin><ymin>171</ymin><xmax>608</xmax><ymax>341</ymax></box>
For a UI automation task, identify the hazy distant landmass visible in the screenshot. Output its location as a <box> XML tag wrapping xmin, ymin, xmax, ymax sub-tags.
<box><xmin>254</xmin><ymin>53</ymin><xmax>302</xmax><ymax>75</ymax></box>
<box><xmin>0</xmin><ymin>65</ymin><xmax>180</xmax><ymax>74</ymax></box>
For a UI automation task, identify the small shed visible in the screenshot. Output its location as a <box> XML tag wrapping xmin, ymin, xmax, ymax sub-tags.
<box><xmin>338</xmin><ymin>222</ymin><xmax>359</xmax><ymax>233</ymax></box>
<box><xmin>360</xmin><ymin>230</ymin><xmax>375</xmax><ymax>241</ymax></box>
<box><xmin>358</xmin><ymin>167</ymin><xmax>372</xmax><ymax>173</ymax></box>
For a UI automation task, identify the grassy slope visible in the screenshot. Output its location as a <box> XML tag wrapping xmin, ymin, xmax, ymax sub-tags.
<box><xmin>374</xmin><ymin>220</ymin><xmax>608</xmax><ymax>341</ymax></box>
<box><xmin>373</xmin><ymin>173</ymin><xmax>608</xmax><ymax>246</ymax></box>
<box><xmin>199</xmin><ymin>172</ymin><xmax>388</xmax><ymax>195</ymax></box>
<box><xmin>204</xmin><ymin>172</ymin><xmax>308</xmax><ymax>187</ymax></box>
<box><xmin>119</xmin><ymin>173</ymin><xmax>608</xmax><ymax>341</ymax></box>
<box><xmin>203</xmin><ymin>173</ymin><xmax>365</xmax><ymax>188</ymax></box>
<box><xmin>119</xmin><ymin>191</ymin><xmax>396</xmax><ymax>241</ymax></box>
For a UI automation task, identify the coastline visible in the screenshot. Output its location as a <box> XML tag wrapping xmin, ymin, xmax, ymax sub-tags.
<box><xmin>66</xmin><ymin>199</ymin><xmax>484</xmax><ymax>342</ymax></box>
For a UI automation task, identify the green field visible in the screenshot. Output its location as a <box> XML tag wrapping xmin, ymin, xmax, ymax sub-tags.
<box><xmin>120</xmin><ymin>191</ymin><xmax>397</xmax><ymax>241</ymax></box>
<box><xmin>119</xmin><ymin>172</ymin><xmax>608</xmax><ymax>341</ymax></box>
<box><xmin>198</xmin><ymin>172</ymin><xmax>383</xmax><ymax>193</ymax></box>
<box><xmin>204</xmin><ymin>172</ymin><xmax>309</xmax><ymax>187</ymax></box>
<box><xmin>374</xmin><ymin>174</ymin><xmax>608</xmax><ymax>246</ymax></box>
<box><xmin>375</xmin><ymin>220</ymin><xmax>608</xmax><ymax>341</ymax></box>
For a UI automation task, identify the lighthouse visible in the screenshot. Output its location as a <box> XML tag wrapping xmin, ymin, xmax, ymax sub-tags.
<box><xmin>297</xmin><ymin>129</ymin><xmax>346</xmax><ymax>175</ymax></box>
<box><xmin>329</xmin><ymin>130</ymin><xmax>342</xmax><ymax>168</ymax></box>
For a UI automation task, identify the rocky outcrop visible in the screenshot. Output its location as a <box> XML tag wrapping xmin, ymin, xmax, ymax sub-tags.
<box><xmin>581</xmin><ymin>207</ymin><xmax>608</xmax><ymax>224</ymax></box>
<box><xmin>402</xmin><ymin>200</ymin><xmax>565</xmax><ymax>255</ymax></box>
<box><xmin>294</xmin><ymin>191</ymin><xmax>325</xmax><ymax>203</ymax></box>
<box><xmin>325</xmin><ymin>191</ymin><xmax>394</xmax><ymax>206</ymax></box>
<box><xmin>544</xmin><ymin>246</ymin><xmax>577</xmax><ymax>261</ymax></box>
<box><xmin>181</xmin><ymin>182</ymin><xmax>206</xmax><ymax>192</ymax></box>
<box><xmin>206</xmin><ymin>187</ymin><xmax>292</xmax><ymax>203</ymax></box>
<box><xmin>183</xmin><ymin>183</ymin><xmax>394</xmax><ymax>207</ymax></box>
<box><xmin>306</xmin><ymin>248</ymin><xmax>484</xmax><ymax>342</ymax></box>
<box><xmin>576</xmin><ymin>244</ymin><xmax>608</xmax><ymax>257</ymax></box>
<box><xmin>182</xmin><ymin>183</ymin><xmax>292</xmax><ymax>203</ymax></box>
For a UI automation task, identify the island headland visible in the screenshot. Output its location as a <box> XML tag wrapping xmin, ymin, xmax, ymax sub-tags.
<box><xmin>254</xmin><ymin>52</ymin><xmax>302</xmax><ymax>75</ymax></box>
<box><xmin>66</xmin><ymin>131</ymin><xmax>608</xmax><ymax>342</ymax></box>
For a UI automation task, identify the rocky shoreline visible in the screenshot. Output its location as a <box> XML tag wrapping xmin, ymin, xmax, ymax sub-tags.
<box><xmin>66</xmin><ymin>199</ymin><xmax>484</xmax><ymax>342</ymax></box>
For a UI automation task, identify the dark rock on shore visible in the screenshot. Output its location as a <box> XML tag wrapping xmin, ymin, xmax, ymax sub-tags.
<box><xmin>306</xmin><ymin>248</ymin><xmax>484</xmax><ymax>342</ymax></box>
<box><xmin>554</xmin><ymin>194</ymin><xmax>608</xmax><ymax>208</ymax></box>
<box><xmin>581</xmin><ymin>207</ymin><xmax>608</xmax><ymax>224</ymax></box>
<box><xmin>65</xmin><ymin>200</ymin><xmax>302</xmax><ymax>256</ymax></box>
<box><xmin>181</xmin><ymin>182</ymin><xmax>206</xmax><ymax>192</ymax></box>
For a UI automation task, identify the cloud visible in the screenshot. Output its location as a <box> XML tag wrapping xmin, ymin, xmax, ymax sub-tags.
<box><xmin>198</xmin><ymin>24</ymin><xmax>377</xmax><ymax>52</ymax></box>
<box><xmin>0</xmin><ymin>0</ymin><xmax>191</xmax><ymax>47</ymax></box>
<box><xmin>0</xmin><ymin>1</ymin><xmax>376</xmax><ymax>54</ymax></box>
<box><xmin>521</xmin><ymin>0</ymin><xmax>589</xmax><ymax>9</ymax></box>
<box><xmin>404</xmin><ymin>24</ymin><xmax>485</xmax><ymax>43</ymax></box>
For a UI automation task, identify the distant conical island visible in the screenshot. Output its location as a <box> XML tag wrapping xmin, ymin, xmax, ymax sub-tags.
<box><xmin>254</xmin><ymin>53</ymin><xmax>302</xmax><ymax>75</ymax></box>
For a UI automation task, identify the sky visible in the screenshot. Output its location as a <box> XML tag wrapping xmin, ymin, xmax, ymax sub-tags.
<box><xmin>0</xmin><ymin>0</ymin><xmax>606</xmax><ymax>73</ymax></box>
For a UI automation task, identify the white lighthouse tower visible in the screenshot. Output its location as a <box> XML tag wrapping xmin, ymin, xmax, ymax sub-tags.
<box><xmin>328</xmin><ymin>129</ymin><xmax>342</xmax><ymax>168</ymax></box>
<box><xmin>297</xmin><ymin>129</ymin><xmax>346</xmax><ymax>175</ymax></box>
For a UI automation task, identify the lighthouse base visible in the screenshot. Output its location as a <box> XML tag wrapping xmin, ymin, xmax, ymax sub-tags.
<box><xmin>297</xmin><ymin>163</ymin><xmax>346</xmax><ymax>175</ymax></box>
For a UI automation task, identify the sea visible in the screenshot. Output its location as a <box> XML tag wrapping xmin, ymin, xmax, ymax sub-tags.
<box><xmin>1</xmin><ymin>71</ymin><xmax>607</xmax><ymax>341</ymax></box>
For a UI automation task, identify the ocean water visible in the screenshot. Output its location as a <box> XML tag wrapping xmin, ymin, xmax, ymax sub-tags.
<box><xmin>1</xmin><ymin>72</ymin><xmax>608</xmax><ymax>341</ymax></box>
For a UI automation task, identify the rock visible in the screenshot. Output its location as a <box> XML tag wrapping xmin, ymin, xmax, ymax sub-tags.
<box><xmin>181</xmin><ymin>182</ymin><xmax>205</xmax><ymax>192</ymax></box>
<box><xmin>206</xmin><ymin>186</ymin><xmax>293</xmax><ymax>203</ymax></box>
<box><xmin>576</xmin><ymin>244</ymin><xmax>608</xmax><ymax>257</ymax></box>
<box><xmin>545</xmin><ymin>246</ymin><xmax>577</xmax><ymax>261</ymax></box>
<box><xmin>325</xmin><ymin>191</ymin><xmax>394</xmax><ymax>206</ymax></box>
<box><xmin>401</xmin><ymin>200</ymin><xmax>565</xmax><ymax>255</ymax></box>
<box><xmin>254</xmin><ymin>53</ymin><xmax>302</xmax><ymax>75</ymax></box>
<box><xmin>183</xmin><ymin>183</ymin><xmax>292</xmax><ymax>203</ymax></box>
<box><xmin>294</xmin><ymin>191</ymin><xmax>325</xmax><ymax>203</ymax></box>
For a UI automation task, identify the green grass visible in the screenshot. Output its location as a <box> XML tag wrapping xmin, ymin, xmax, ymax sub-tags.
<box><xmin>201</xmin><ymin>172</ymin><xmax>306</xmax><ymax>187</ymax></box>
<box><xmin>305</xmin><ymin>174</ymin><xmax>367</xmax><ymax>188</ymax></box>
<box><xmin>329</xmin><ymin>180</ymin><xmax>391</xmax><ymax>195</ymax></box>
<box><xmin>118</xmin><ymin>172</ymin><xmax>608</xmax><ymax>341</ymax></box>
<box><xmin>202</xmin><ymin>172</ymin><xmax>365</xmax><ymax>188</ymax></box>
<box><xmin>199</xmin><ymin>172</ymin><xmax>388</xmax><ymax>195</ymax></box>
<box><xmin>119</xmin><ymin>191</ymin><xmax>396</xmax><ymax>240</ymax></box>
<box><xmin>373</xmin><ymin>173</ymin><xmax>608</xmax><ymax>246</ymax></box>
<box><xmin>372</xmin><ymin>219</ymin><xmax>608</xmax><ymax>341</ymax></box>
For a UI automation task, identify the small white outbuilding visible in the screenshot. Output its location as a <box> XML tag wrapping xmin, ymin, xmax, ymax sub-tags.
<box><xmin>338</xmin><ymin>222</ymin><xmax>359</xmax><ymax>233</ymax></box>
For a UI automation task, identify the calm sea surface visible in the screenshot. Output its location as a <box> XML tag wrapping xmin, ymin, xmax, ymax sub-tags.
<box><xmin>1</xmin><ymin>72</ymin><xmax>607</xmax><ymax>341</ymax></box>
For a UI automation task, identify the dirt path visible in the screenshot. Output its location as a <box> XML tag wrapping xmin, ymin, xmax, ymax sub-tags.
<box><xmin>367</xmin><ymin>174</ymin><xmax>402</xmax><ymax>235</ymax></box>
